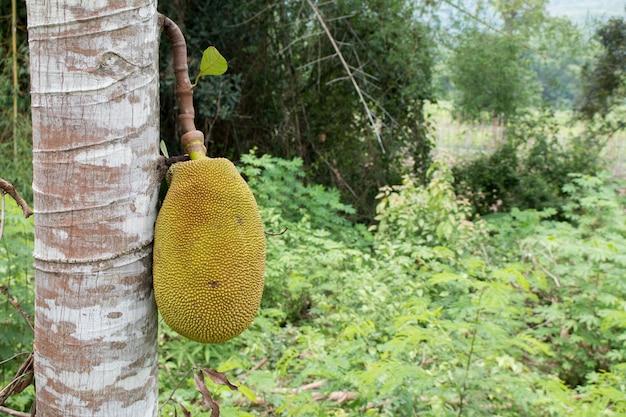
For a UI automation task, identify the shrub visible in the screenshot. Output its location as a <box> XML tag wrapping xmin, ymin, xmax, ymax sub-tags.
<box><xmin>453</xmin><ymin>109</ymin><xmax>603</xmax><ymax>216</ymax></box>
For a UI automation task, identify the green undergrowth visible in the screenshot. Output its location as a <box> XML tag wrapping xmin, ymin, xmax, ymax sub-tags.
<box><xmin>157</xmin><ymin>152</ymin><xmax>626</xmax><ymax>416</ymax></box>
<box><xmin>2</xmin><ymin>152</ymin><xmax>626</xmax><ymax>416</ymax></box>
<box><xmin>0</xmin><ymin>197</ymin><xmax>34</xmax><ymax>412</ymax></box>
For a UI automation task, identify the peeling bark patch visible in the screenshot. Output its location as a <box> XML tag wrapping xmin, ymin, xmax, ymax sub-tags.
<box><xmin>107</xmin><ymin>312</ymin><xmax>123</xmax><ymax>319</ymax></box>
<box><xmin>110</xmin><ymin>341</ymin><xmax>127</xmax><ymax>349</ymax></box>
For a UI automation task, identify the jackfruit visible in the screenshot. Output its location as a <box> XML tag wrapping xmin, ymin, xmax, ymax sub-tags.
<box><xmin>153</xmin><ymin>156</ymin><xmax>266</xmax><ymax>343</ymax></box>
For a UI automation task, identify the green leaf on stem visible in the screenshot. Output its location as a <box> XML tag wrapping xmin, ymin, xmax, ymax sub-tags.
<box><xmin>192</xmin><ymin>46</ymin><xmax>228</xmax><ymax>87</ymax></box>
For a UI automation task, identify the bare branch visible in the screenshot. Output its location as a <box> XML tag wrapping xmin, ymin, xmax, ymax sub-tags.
<box><xmin>305</xmin><ymin>0</ymin><xmax>385</xmax><ymax>153</ymax></box>
<box><xmin>280</xmin><ymin>30</ymin><xmax>325</xmax><ymax>54</ymax></box>
<box><xmin>158</xmin><ymin>368</ymin><xmax>195</xmax><ymax>413</ymax></box>
<box><xmin>0</xmin><ymin>178</ymin><xmax>33</xmax><ymax>219</ymax></box>
<box><xmin>296</xmin><ymin>52</ymin><xmax>339</xmax><ymax>71</ymax></box>
<box><xmin>0</xmin><ymin>406</ymin><xmax>30</xmax><ymax>417</ymax></box>
<box><xmin>264</xmin><ymin>228</ymin><xmax>288</xmax><ymax>236</ymax></box>
<box><xmin>0</xmin><ymin>352</ymin><xmax>34</xmax><ymax>409</ymax></box>
<box><xmin>0</xmin><ymin>286</ymin><xmax>34</xmax><ymax>332</ymax></box>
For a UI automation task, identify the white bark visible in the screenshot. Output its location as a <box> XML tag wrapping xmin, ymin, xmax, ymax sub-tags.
<box><xmin>26</xmin><ymin>0</ymin><xmax>160</xmax><ymax>415</ymax></box>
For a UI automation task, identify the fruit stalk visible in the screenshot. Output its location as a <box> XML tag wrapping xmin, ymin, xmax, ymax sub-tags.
<box><xmin>160</xmin><ymin>13</ymin><xmax>206</xmax><ymax>160</ymax></box>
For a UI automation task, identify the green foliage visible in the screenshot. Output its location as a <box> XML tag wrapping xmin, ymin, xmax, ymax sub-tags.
<box><xmin>373</xmin><ymin>162</ymin><xmax>487</xmax><ymax>255</ymax></box>
<box><xmin>490</xmin><ymin>0</ymin><xmax>548</xmax><ymax>35</ymax></box>
<box><xmin>528</xmin><ymin>17</ymin><xmax>593</xmax><ymax>109</ymax></box>
<box><xmin>240</xmin><ymin>151</ymin><xmax>368</xmax><ymax>322</ymax></box>
<box><xmin>579</xmin><ymin>15</ymin><xmax>626</xmax><ymax>121</ymax></box>
<box><xmin>158</xmin><ymin>0</ymin><xmax>435</xmax><ymax>218</ymax></box>
<box><xmin>0</xmin><ymin>197</ymin><xmax>34</xmax><ymax>412</ymax></box>
<box><xmin>452</xmin><ymin>109</ymin><xmax>603</xmax><ymax>216</ymax></box>
<box><xmin>155</xmin><ymin>152</ymin><xmax>626</xmax><ymax>416</ymax></box>
<box><xmin>514</xmin><ymin>173</ymin><xmax>626</xmax><ymax>387</ymax></box>
<box><xmin>3</xmin><ymin>152</ymin><xmax>626</xmax><ymax>416</ymax></box>
<box><xmin>449</xmin><ymin>29</ymin><xmax>539</xmax><ymax>122</ymax></box>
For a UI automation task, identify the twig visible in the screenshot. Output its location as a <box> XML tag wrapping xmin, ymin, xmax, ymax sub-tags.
<box><xmin>0</xmin><ymin>352</ymin><xmax>34</xmax><ymax>409</ymax></box>
<box><xmin>0</xmin><ymin>352</ymin><xmax>31</xmax><ymax>366</ymax></box>
<box><xmin>0</xmin><ymin>178</ymin><xmax>33</xmax><ymax>218</ymax></box>
<box><xmin>264</xmin><ymin>228</ymin><xmax>288</xmax><ymax>237</ymax></box>
<box><xmin>158</xmin><ymin>367</ymin><xmax>195</xmax><ymax>413</ymax></box>
<box><xmin>539</xmin><ymin>264</ymin><xmax>561</xmax><ymax>288</ymax></box>
<box><xmin>0</xmin><ymin>406</ymin><xmax>30</xmax><ymax>417</ymax></box>
<box><xmin>0</xmin><ymin>286</ymin><xmax>34</xmax><ymax>332</ymax></box>
<box><xmin>305</xmin><ymin>0</ymin><xmax>385</xmax><ymax>153</ymax></box>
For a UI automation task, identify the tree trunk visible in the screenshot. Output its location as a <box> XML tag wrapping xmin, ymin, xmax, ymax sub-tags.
<box><xmin>26</xmin><ymin>1</ymin><xmax>160</xmax><ymax>415</ymax></box>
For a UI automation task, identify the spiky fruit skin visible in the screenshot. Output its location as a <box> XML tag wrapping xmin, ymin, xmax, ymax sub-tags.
<box><xmin>153</xmin><ymin>158</ymin><xmax>266</xmax><ymax>343</ymax></box>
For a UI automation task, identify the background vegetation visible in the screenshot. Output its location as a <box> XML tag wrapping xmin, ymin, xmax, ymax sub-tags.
<box><xmin>2</xmin><ymin>0</ymin><xmax>626</xmax><ymax>416</ymax></box>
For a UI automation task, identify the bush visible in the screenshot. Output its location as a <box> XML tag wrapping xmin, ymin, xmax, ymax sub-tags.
<box><xmin>453</xmin><ymin>109</ymin><xmax>603</xmax><ymax>216</ymax></box>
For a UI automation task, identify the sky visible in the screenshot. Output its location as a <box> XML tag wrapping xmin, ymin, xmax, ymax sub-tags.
<box><xmin>546</xmin><ymin>0</ymin><xmax>625</xmax><ymax>24</ymax></box>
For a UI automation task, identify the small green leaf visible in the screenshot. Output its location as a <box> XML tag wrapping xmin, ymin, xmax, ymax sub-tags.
<box><xmin>159</xmin><ymin>140</ymin><xmax>169</xmax><ymax>158</ymax></box>
<box><xmin>237</xmin><ymin>384</ymin><xmax>257</xmax><ymax>403</ymax></box>
<box><xmin>192</xmin><ymin>46</ymin><xmax>228</xmax><ymax>87</ymax></box>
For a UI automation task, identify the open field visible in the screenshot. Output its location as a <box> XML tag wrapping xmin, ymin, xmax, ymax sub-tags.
<box><xmin>428</xmin><ymin>101</ymin><xmax>626</xmax><ymax>178</ymax></box>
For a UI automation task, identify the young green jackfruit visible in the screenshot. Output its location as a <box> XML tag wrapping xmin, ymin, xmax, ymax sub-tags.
<box><xmin>153</xmin><ymin>158</ymin><xmax>266</xmax><ymax>343</ymax></box>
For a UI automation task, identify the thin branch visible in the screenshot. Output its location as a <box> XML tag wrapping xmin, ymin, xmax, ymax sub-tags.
<box><xmin>12</xmin><ymin>0</ymin><xmax>19</xmax><ymax>161</ymax></box>
<box><xmin>225</xmin><ymin>3</ymin><xmax>279</xmax><ymax>28</ymax></box>
<box><xmin>0</xmin><ymin>286</ymin><xmax>34</xmax><ymax>332</ymax></box>
<box><xmin>158</xmin><ymin>367</ymin><xmax>195</xmax><ymax>413</ymax></box>
<box><xmin>1</xmin><ymin>192</ymin><xmax>4</xmax><ymax>241</ymax></box>
<box><xmin>264</xmin><ymin>228</ymin><xmax>288</xmax><ymax>236</ymax></box>
<box><xmin>0</xmin><ymin>352</ymin><xmax>32</xmax><ymax>367</ymax></box>
<box><xmin>0</xmin><ymin>178</ymin><xmax>33</xmax><ymax>218</ymax></box>
<box><xmin>0</xmin><ymin>352</ymin><xmax>34</xmax><ymax>409</ymax></box>
<box><xmin>457</xmin><ymin>295</ymin><xmax>482</xmax><ymax>417</ymax></box>
<box><xmin>0</xmin><ymin>406</ymin><xmax>30</xmax><ymax>417</ymax></box>
<box><xmin>305</xmin><ymin>0</ymin><xmax>385</xmax><ymax>153</ymax></box>
<box><xmin>295</xmin><ymin>52</ymin><xmax>339</xmax><ymax>71</ymax></box>
<box><xmin>280</xmin><ymin>30</ymin><xmax>325</xmax><ymax>54</ymax></box>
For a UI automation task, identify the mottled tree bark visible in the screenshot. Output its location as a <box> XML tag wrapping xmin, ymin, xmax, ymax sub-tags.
<box><xmin>26</xmin><ymin>1</ymin><xmax>160</xmax><ymax>415</ymax></box>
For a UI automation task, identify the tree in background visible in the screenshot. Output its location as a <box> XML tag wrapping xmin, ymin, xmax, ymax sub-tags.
<box><xmin>26</xmin><ymin>1</ymin><xmax>160</xmax><ymax>415</ymax></box>
<box><xmin>579</xmin><ymin>15</ymin><xmax>626</xmax><ymax>124</ymax></box>
<box><xmin>492</xmin><ymin>0</ymin><xmax>548</xmax><ymax>35</ymax></box>
<box><xmin>449</xmin><ymin>29</ymin><xmax>537</xmax><ymax>122</ymax></box>
<box><xmin>529</xmin><ymin>17</ymin><xmax>592</xmax><ymax>108</ymax></box>
<box><xmin>158</xmin><ymin>0</ymin><xmax>435</xmax><ymax>218</ymax></box>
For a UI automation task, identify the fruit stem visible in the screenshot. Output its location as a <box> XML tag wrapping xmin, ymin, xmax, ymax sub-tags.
<box><xmin>160</xmin><ymin>13</ymin><xmax>207</xmax><ymax>160</ymax></box>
